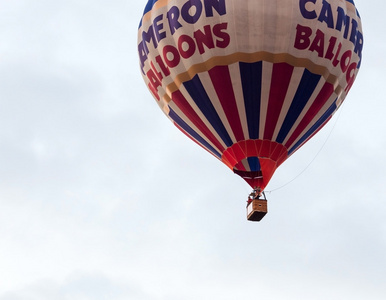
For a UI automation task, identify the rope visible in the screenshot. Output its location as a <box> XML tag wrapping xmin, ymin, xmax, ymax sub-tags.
<box><xmin>265</xmin><ymin>101</ymin><xmax>345</xmax><ymax>194</ymax></box>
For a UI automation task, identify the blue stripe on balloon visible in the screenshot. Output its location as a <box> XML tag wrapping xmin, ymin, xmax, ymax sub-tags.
<box><xmin>143</xmin><ymin>0</ymin><xmax>159</xmax><ymax>14</ymax></box>
<box><xmin>168</xmin><ymin>108</ymin><xmax>222</xmax><ymax>159</ymax></box>
<box><xmin>247</xmin><ymin>157</ymin><xmax>261</xmax><ymax>172</ymax></box>
<box><xmin>239</xmin><ymin>62</ymin><xmax>262</xmax><ymax>139</ymax></box>
<box><xmin>276</xmin><ymin>69</ymin><xmax>321</xmax><ymax>144</ymax></box>
<box><xmin>183</xmin><ymin>75</ymin><xmax>233</xmax><ymax>147</ymax></box>
<box><xmin>288</xmin><ymin>100</ymin><xmax>337</xmax><ymax>155</ymax></box>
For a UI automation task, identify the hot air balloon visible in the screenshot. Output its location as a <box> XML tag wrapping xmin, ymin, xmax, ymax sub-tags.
<box><xmin>138</xmin><ymin>0</ymin><xmax>363</xmax><ymax>221</ymax></box>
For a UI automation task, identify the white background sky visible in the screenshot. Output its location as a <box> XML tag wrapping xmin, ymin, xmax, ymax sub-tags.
<box><xmin>1</xmin><ymin>0</ymin><xmax>385</xmax><ymax>299</ymax></box>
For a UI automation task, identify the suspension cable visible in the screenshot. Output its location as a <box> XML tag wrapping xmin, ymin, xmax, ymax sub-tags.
<box><xmin>266</xmin><ymin>101</ymin><xmax>345</xmax><ymax>194</ymax></box>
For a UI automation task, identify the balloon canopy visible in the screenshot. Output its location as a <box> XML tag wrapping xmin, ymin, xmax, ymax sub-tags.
<box><xmin>138</xmin><ymin>0</ymin><xmax>363</xmax><ymax>192</ymax></box>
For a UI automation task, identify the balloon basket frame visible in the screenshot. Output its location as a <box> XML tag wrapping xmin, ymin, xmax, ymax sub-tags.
<box><xmin>247</xmin><ymin>198</ymin><xmax>268</xmax><ymax>222</ymax></box>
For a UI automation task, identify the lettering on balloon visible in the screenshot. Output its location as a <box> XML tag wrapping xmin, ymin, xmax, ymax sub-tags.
<box><xmin>296</xmin><ymin>0</ymin><xmax>363</xmax><ymax>91</ymax></box>
<box><xmin>145</xmin><ymin>23</ymin><xmax>230</xmax><ymax>100</ymax></box>
<box><xmin>138</xmin><ymin>0</ymin><xmax>227</xmax><ymax>69</ymax></box>
<box><xmin>138</xmin><ymin>0</ymin><xmax>229</xmax><ymax>100</ymax></box>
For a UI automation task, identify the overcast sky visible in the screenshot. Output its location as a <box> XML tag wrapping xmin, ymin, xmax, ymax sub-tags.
<box><xmin>1</xmin><ymin>0</ymin><xmax>385</xmax><ymax>299</ymax></box>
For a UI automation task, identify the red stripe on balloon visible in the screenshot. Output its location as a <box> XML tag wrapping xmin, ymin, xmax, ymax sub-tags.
<box><xmin>264</xmin><ymin>63</ymin><xmax>294</xmax><ymax>140</ymax></box>
<box><xmin>222</xmin><ymin>149</ymin><xmax>238</xmax><ymax>168</ymax></box>
<box><xmin>246</xmin><ymin>140</ymin><xmax>258</xmax><ymax>157</ymax></box>
<box><xmin>172</xmin><ymin>90</ymin><xmax>225</xmax><ymax>152</ymax></box>
<box><xmin>255</xmin><ymin>139</ymin><xmax>263</xmax><ymax>155</ymax></box>
<box><xmin>260</xmin><ymin>140</ymin><xmax>272</xmax><ymax>158</ymax></box>
<box><xmin>259</xmin><ymin>158</ymin><xmax>277</xmax><ymax>189</ymax></box>
<box><xmin>238</xmin><ymin>140</ymin><xmax>247</xmax><ymax>155</ymax></box>
<box><xmin>208</xmin><ymin>66</ymin><xmax>245</xmax><ymax>141</ymax></box>
<box><xmin>271</xmin><ymin>143</ymin><xmax>284</xmax><ymax>161</ymax></box>
<box><xmin>285</xmin><ymin>82</ymin><xmax>334</xmax><ymax>149</ymax></box>
<box><xmin>232</xmin><ymin>142</ymin><xmax>247</xmax><ymax>162</ymax></box>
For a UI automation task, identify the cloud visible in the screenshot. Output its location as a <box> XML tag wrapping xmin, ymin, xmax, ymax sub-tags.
<box><xmin>1</xmin><ymin>0</ymin><xmax>386</xmax><ymax>300</ymax></box>
<box><xmin>0</xmin><ymin>272</ymin><xmax>146</xmax><ymax>300</ymax></box>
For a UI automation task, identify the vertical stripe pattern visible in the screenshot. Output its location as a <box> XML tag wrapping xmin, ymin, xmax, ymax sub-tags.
<box><xmin>167</xmin><ymin>61</ymin><xmax>340</xmax><ymax>190</ymax></box>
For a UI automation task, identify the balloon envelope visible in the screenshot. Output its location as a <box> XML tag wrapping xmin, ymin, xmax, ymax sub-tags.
<box><xmin>138</xmin><ymin>0</ymin><xmax>363</xmax><ymax>191</ymax></box>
